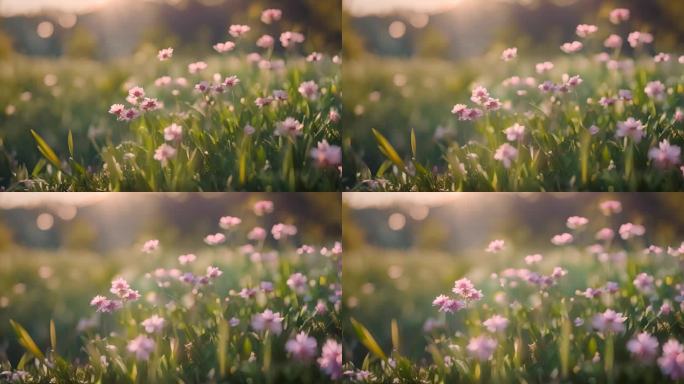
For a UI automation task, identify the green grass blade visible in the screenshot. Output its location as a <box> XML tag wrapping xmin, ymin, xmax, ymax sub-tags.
<box><xmin>350</xmin><ymin>317</ymin><xmax>386</xmax><ymax>360</ymax></box>
<box><xmin>49</xmin><ymin>319</ymin><xmax>57</xmax><ymax>352</ymax></box>
<box><xmin>10</xmin><ymin>319</ymin><xmax>45</xmax><ymax>360</ymax></box>
<box><xmin>372</xmin><ymin>128</ymin><xmax>405</xmax><ymax>169</ymax></box>
<box><xmin>30</xmin><ymin>130</ymin><xmax>61</xmax><ymax>169</ymax></box>
<box><xmin>67</xmin><ymin>130</ymin><xmax>74</xmax><ymax>157</ymax></box>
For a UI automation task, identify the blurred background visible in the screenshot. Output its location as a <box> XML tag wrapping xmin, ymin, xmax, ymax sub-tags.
<box><xmin>0</xmin><ymin>0</ymin><xmax>341</xmax><ymax>187</ymax></box>
<box><xmin>343</xmin><ymin>193</ymin><xmax>684</xmax><ymax>363</ymax></box>
<box><xmin>341</xmin><ymin>0</ymin><xmax>684</xmax><ymax>185</ymax></box>
<box><xmin>0</xmin><ymin>192</ymin><xmax>340</xmax><ymax>363</ymax></box>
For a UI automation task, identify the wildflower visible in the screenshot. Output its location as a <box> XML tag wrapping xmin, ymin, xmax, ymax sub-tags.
<box><xmin>483</xmin><ymin>315</ymin><xmax>509</xmax><ymax>333</ymax></box>
<box><xmin>260</xmin><ymin>281</ymin><xmax>274</xmax><ymax>292</ymax></box>
<box><xmin>94</xmin><ymin>298</ymin><xmax>122</xmax><ymax>313</ymax></box>
<box><xmin>298</xmin><ymin>80</ymin><xmax>319</xmax><ymax>100</ymax></box>
<box><xmin>206</xmin><ymin>266</ymin><xmax>223</xmax><ymax>279</ymax></box>
<box><xmin>470</xmin><ymin>86</ymin><xmax>490</xmax><ymax>105</ymax></box>
<box><xmin>213</xmin><ymin>41</ymin><xmax>235</xmax><ymax>53</ymax></box>
<box><xmin>538</xmin><ymin>81</ymin><xmax>556</xmax><ymax>93</ymax></box>
<box><xmin>251</xmin><ymin>309</ymin><xmax>283</xmax><ymax>335</ymax></box>
<box><xmin>467</xmin><ymin>336</ymin><xmax>497</xmax><ymax>361</ymax></box>
<box><xmin>307</xmin><ymin>52</ymin><xmax>324</xmax><ymax>62</ymax></box>
<box><xmin>524</xmin><ymin>254</ymin><xmax>543</xmax><ymax>265</ymax></box>
<box><xmin>433</xmin><ymin>295</ymin><xmax>465</xmax><ymax>313</ymax></box>
<box><xmin>163</xmin><ymin>123</ymin><xmax>182</xmax><ymax>142</ymax></box>
<box><xmin>272</xmin><ymin>90</ymin><xmax>288</xmax><ymax>101</ymax></box>
<box><xmin>658</xmin><ymin>340</ymin><xmax>684</xmax><ymax>379</ymax></box>
<box><xmin>628</xmin><ymin>31</ymin><xmax>654</xmax><ymax>48</ymax></box>
<box><xmin>318</xmin><ymin>340</ymin><xmax>343</xmax><ymax>380</ymax></box>
<box><xmin>599</xmin><ymin>200</ymin><xmax>622</xmax><ymax>215</ymax></box>
<box><xmin>576</xmin><ymin>24</ymin><xmax>598</xmax><ymax>38</ymax></box>
<box><xmin>604</xmin><ymin>34</ymin><xmax>623</xmax><ymax>49</ymax></box>
<box><xmin>566</xmin><ymin>216</ymin><xmax>588</xmax><ymax>229</ymax></box>
<box><xmin>595</xmin><ymin>228</ymin><xmax>614</xmax><ymax>241</ymax></box>
<box><xmin>633</xmin><ymin>272</ymin><xmax>655</xmax><ymax>294</ymax></box>
<box><xmin>128</xmin><ymin>86</ymin><xmax>145</xmax><ymax>100</ymax></box>
<box><xmin>286</xmin><ymin>332</ymin><xmax>318</xmax><ymax>361</ymax></box>
<box><xmin>221</xmin><ymin>75</ymin><xmax>239</xmax><ymax>88</ymax></box>
<box><xmin>244</xmin><ymin>125</ymin><xmax>256</xmax><ymax>135</ymax></box>
<box><xmin>228</xmin><ymin>24</ymin><xmax>250</xmax><ymax>37</ymax></box>
<box><xmin>229</xmin><ymin>317</ymin><xmax>240</xmax><ymax>327</ymax></box>
<box><xmin>157</xmin><ymin>47</ymin><xmax>173</xmax><ymax>61</ymax></box>
<box><xmin>141</xmin><ymin>239</ymin><xmax>159</xmax><ymax>253</ymax></box>
<box><xmin>551</xmin><ymin>267</ymin><xmax>567</xmax><ymax>279</ymax></box>
<box><xmin>619</xmin><ymin>223</ymin><xmax>645</xmax><ymax>239</ymax></box>
<box><xmin>280</xmin><ymin>31</ymin><xmax>305</xmax><ymax>48</ymax></box>
<box><xmin>560</xmin><ymin>41</ymin><xmax>583</xmax><ymax>54</ymax></box>
<box><xmin>588</xmin><ymin>125</ymin><xmax>600</xmax><ymax>135</ymax></box>
<box><xmin>644</xmin><ymin>81</ymin><xmax>666</xmax><ymax>100</ymax></box>
<box><xmin>272</xmin><ymin>223</ymin><xmax>297</xmax><ymax>240</ymax></box>
<box><xmin>141</xmin><ymin>315</ymin><xmax>165</xmax><ymax>334</ymax></box>
<box><xmin>178</xmin><ymin>254</ymin><xmax>196</xmax><ymax>265</ymax></box>
<box><xmin>604</xmin><ymin>281</ymin><xmax>619</xmax><ymax>294</ymax></box>
<box><xmin>592</xmin><ymin>309</ymin><xmax>627</xmax><ymax>333</ymax></box>
<box><xmin>579</xmin><ymin>287</ymin><xmax>602</xmax><ymax>299</ymax></box>
<box><xmin>564</xmin><ymin>74</ymin><xmax>583</xmax><ymax>88</ymax></box>
<box><xmin>483</xmin><ymin>98</ymin><xmax>502</xmax><ymax>111</ymax></box>
<box><xmin>256</xmin><ymin>34</ymin><xmax>275</xmax><ymax>49</ymax></box>
<box><xmin>616</xmin><ymin>118</ymin><xmax>645</xmax><ymax>142</ymax></box>
<box><xmin>494</xmin><ymin>143</ymin><xmax>518</xmax><ymax>169</ymax></box>
<box><xmin>153</xmin><ymin>144</ymin><xmax>176</xmax><ymax>166</ymax></box>
<box><xmin>194</xmin><ymin>81</ymin><xmax>210</xmax><ymax>93</ymax></box>
<box><xmin>255</xmin><ymin>96</ymin><xmax>274</xmax><ymax>108</ymax></box>
<box><xmin>219</xmin><ymin>216</ymin><xmax>241</xmax><ymax>230</ymax></box>
<box><xmin>451</xmin><ymin>104</ymin><xmax>483</xmax><ymax>121</ymax></box>
<box><xmin>453</xmin><ymin>278</ymin><xmax>483</xmax><ymax>301</ymax></box>
<box><xmin>238</xmin><ymin>287</ymin><xmax>256</xmax><ymax>299</ymax></box>
<box><xmin>609</xmin><ymin>8</ymin><xmax>630</xmax><ymax>24</ymax></box>
<box><xmin>204</xmin><ymin>233</ymin><xmax>226</xmax><ymax>245</ymax></box>
<box><xmin>121</xmin><ymin>289</ymin><xmax>141</xmax><ymax>301</ymax></box>
<box><xmin>501</xmin><ymin>47</ymin><xmax>517</xmax><ymax>61</ymax></box>
<box><xmin>275</xmin><ymin>117</ymin><xmax>304</xmax><ymax>138</ymax></box>
<box><xmin>109</xmin><ymin>104</ymin><xmax>125</xmax><ymax>117</ymax></box>
<box><xmin>649</xmin><ymin>140</ymin><xmax>681</xmax><ymax>169</ymax></box>
<box><xmin>248</xmin><ymin>227</ymin><xmax>267</xmax><ymax>241</ymax></box>
<box><xmin>261</xmin><ymin>8</ymin><xmax>282</xmax><ymax>24</ymax></box>
<box><xmin>127</xmin><ymin>335</ymin><xmax>155</xmax><ymax>361</ymax></box>
<box><xmin>485</xmin><ymin>240</ymin><xmax>505</xmax><ymax>253</ymax></box>
<box><xmin>551</xmin><ymin>233</ymin><xmax>573</xmax><ymax>245</ymax></box>
<box><xmin>536</xmin><ymin>61</ymin><xmax>554</xmax><ymax>74</ymax></box>
<box><xmin>655</xmin><ymin>53</ymin><xmax>671</xmax><ymax>63</ymax></box>
<box><xmin>188</xmin><ymin>61</ymin><xmax>207</xmax><ymax>74</ymax></box>
<box><xmin>287</xmin><ymin>272</ymin><xmax>308</xmax><ymax>294</ymax></box>
<box><xmin>254</xmin><ymin>200</ymin><xmax>273</xmax><ymax>216</ymax></box>
<box><xmin>154</xmin><ymin>76</ymin><xmax>172</xmax><ymax>87</ymax></box>
<box><xmin>310</xmin><ymin>140</ymin><xmax>342</xmax><ymax>168</ymax></box>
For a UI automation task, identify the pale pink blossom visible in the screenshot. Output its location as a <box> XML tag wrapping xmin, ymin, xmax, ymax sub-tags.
<box><xmin>280</xmin><ymin>31</ymin><xmax>305</xmax><ymax>48</ymax></box>
<box><xmin>619</xmin><ymin>223</ymin><xmax>645</xmax><ymax>239</ymax></box>
<box><xmin>307</xmin><ymin>52</ymin><xmax>324</xmax><ymax>62</ymax></box>
<box><xmin>298</xmin><ymin>80</ymin><xmax>319</xmax><ymax>100</ymax></box>
<box><xmin>223</xmin><ymin>75</ymin><xmax>239</xmax><ymax>87</ymax></box>
<box><xmin>204</xmin><ymin>233</ymin><xmax>226</xmax><ymax>245</ymax></box>
<box><xmin>141</xmin><ymin>239</ymin><xmax>159</xmax><ymax>253</ymax></box>
<box><xmin>433</xmin><ymin>295</ymin><xmax>464</xmax><ymax>313</ymax></box>
<box><xmin>256</xmin><ymin>35</ymin><xmax>275</xmax><ymax>49</ymax></box>
<box><xmin>452</xmin><ymin>278</ymin><xmax>483</xmax><ymax>301</ymax></box>
<box><xmin>109</xmin><ymin>104</ymin><xmax>125</xmax><ymax>117</ymax></box>
<box><xmin>576</xmin><ymin>24</ymin><xmax>598</xmax><ymax>38</ymax></box>
<box><xmin>255</xmin><ymin>96</ymin><xmax>274</xmax><ymax>108</ymax></box>
<box><xmin>153</xmin><ymin>144</ymin><xmax>176</xmax><ymax>166</ymax></box>
<box><xmin>599</xmin><ymin>200</ymin><xmax>622</xmax><ymax>216</ymax></box>
<box><xmin>206</xmin><ymin>266</ymin><xmax>223</xmax><ymax>279</ymax></box>
<box><xmin>483</xmin><ymin>315</ymin><xmax>509</xmax><ymax>333</ymax></box>
<box><xmin>272</xmin><ymin>223</ymin><xmax>297</xmax><ymax>240</ymax></box>
<box><xmin>609</xmin><ymin>8</ymin><xmax>630</xmax><ymax>24</ymax></box>
<box><xmin>494</xmin><ymin>143</ymin><xmax>518</xmax><ymax>168</ymax></box>
<box><xmin>127</xmin><ymin>335</ymin><xmax>155</xmax><ymax>361</ymax></box>
<box><xmin>649</xmin><ymin>140</ymin><xmax>681</xmax><ymax>169</ymax></box>
<box><xmin>485</xmin><ymin>239</ymin><xmax>505</xmax><ymax>253</ymax></box>
<box><xmin>551</xmin><ymin>233</ymin><xmax>573</xmax><ymax>245</ymax></box>
<box><xmin>616</xmin><ymin>118</ymin><xmax>645</xmax><ymax>142</ymax></box>
<box><xmin>467</xmin><ymin>336</ymin><xmax>497</xmax><ymax>361</ymax></box>
<box><xmin>318</xmin><ymin>340</ymin><xmax>342</xmax><ymax>380</ymax></box>
<box><xmin>566</xmin><ymin>216</ymin><xmax>589</xmax><ymax>229</ymax></box>
<box><xmin>178</xmin><ymin>254</ymin><xmax>196</xmax><ymax>265</ymax></box>
<box><xmin>154</xmin><ymin>76</ymin><xmax>172</xmax><ymax>87</ymax></box>
<box><xmin>261</xmin><ymin>9</ymin><xmax>282</xmax><ymax>24</ymax></box>
<box><xmin>604</xmin><ymin>34</ymin><xmax>623</xmax><ymax>49</ymax></box>
<box><xmin>157</xmin><ymin>47</ymin><xmax>173</xmax><ymax>61</ymax></box>
<box><xmin>501</xmin><ymin>47</ymin><xmax>517</xmax><ymax>61</ymax></box>
<box><xmin>628</xmin><ymin>31</ymin><xmax>653</xmax><ymax>48</ymax></box>
<box><xmin>470</xmin><ymin>86</ymin><xmax>490</xmax><ymax>105</ymax></box>
<box><xmin>248</xmin><ymin>226</ymin><xmax>267</xmax><ymax>241</ymax></box>
<box><xmin>535</xmin><ymin>61</ymin><xmax>554</xmax><ymax>74</ymax></box>
<box><xmin>188</xmin><ymin>61</ymin><xmax>207</xmax><ymax>74</ymax></box>
<box><xmin>619</xmin><ymin>89</ymin><xmax>633</xmax><ymax>101</ymax></box>
<box><xmin>644</xmin><ymin>245</ymin><xmax>663</xmax><ymax>255</ymax></box>
<box><xmin>228</xmin><ymin>24</ymin><xmax>250</xmax><ymax>38</ymax></box>
<box><xmin>251</xmin><ymin>309</ymin><xmax>283</xmax><ymax>334</ymax></box>
<box><xmin>595</xmin><ymin>228</ymin><xmax>615</xmax><ymax>241</ymax></box>
<box><xmin>286</xmin><ymin>272</ymin><xmax>308</xmax><ymax>294</ymax></box>
<box><xmin>163</xmin><ymin>123</ymin><xmax>182</xmax><ymax>142</ymax></box>
<box><xmin>254</xmin><ymin>201</ymin><xmax>274</xmax><ymax>216</ymax></box>
<box><xmin>141</xmin><ymin>315</ymin><xmax>165</xmax><ymax>334</ymax></box>
<box><xmin>560</xmin><ymin>41</ymin><xmax>583</xmax><ymax>54</ymax></box>
<box><xmin>213</xmin><ymin>41</ymin><xmax>235</xmax><ymax>53</ymax></box>
<box><xmin>310</xmin><ymin>140</ymin><xmax>342</xmax><ymax>168</ymax></box>
<box><xmin>658</xmin><ymin>340</ymin><xmax>684</xmax><ymax>379</ymax></box>
<box><xmin>633</xmin><ymin>272</ymin><xmax>655</xmax><ymax>294</ymax></box>
<box><xmin>275</xmin><ymin>117</ymin><xmax>304</xmax><ymax>138</ymax></box>
<box><xmin>524</xmin><ymin>254</ymin><xmax>543</xmax><ymax>265</ymax></box>
<box><xmin>219</xmin><ymin>216</ymin><xmax>241</xmax><ymax>230</ymax></box>
<box><xmin>128</xmin><ymin>86</ymin><xmax>145</xmax><ymax>100</ymax></box>
<box><xmin>592</xmin><ymin>309</ymin><xmax>626</xmax><ymax>333</ymax></box>
<box><xmin>286</xmin><ymin>332</ymin><xmax>317</xmax><ymax>361</ymax></box>
<box><xmin>654</xmin><ymin>53</ymin><xmax>671</xmax><ymax>63</ymax></box>
<box><xmin>645</xmin><ymin>81</ymin><xmax>666</xmax><ymax>100</ymax></box>
<box><xmin>627</xmin><ymin>333</ymin><xmax>659</xmax><ymax>363</ymax></box>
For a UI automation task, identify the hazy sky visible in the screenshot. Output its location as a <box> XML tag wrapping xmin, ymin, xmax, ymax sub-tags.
<box><xmin>344</xmin><ymin>0</ymin><xmax>463</xmax><ymax>16</ymax></box>
<box><xmin>0</xmin><ymin>0</ymin><xmax>115</xmax><ymax>15</ymax></box>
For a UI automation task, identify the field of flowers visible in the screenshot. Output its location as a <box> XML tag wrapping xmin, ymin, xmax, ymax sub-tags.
<box><xmin>344</xmin><ymin>198</ymin><xmax>684</xmax><ymax>383</ymax></box>
<box><xmin>1</xmin><ymin>8</ymin><xmax>341</xmax><ymax>192</ymax></box>
<box><xmin>344</xmin><ymin>7</ymin><xmax>684</xmax><ymax>191</ymax></box>
<box><xmin>0</xmin><ymin>199</ymin><xmax>342</xmax><ymax>383</ymax></box>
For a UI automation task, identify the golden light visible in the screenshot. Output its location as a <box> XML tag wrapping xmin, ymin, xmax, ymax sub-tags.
<box><xmin>36</xmin><ymin>213</ymin><xmax>55</xmax><ymax>231</ymax></box>
<box><xmin>388</xmin><ymin>212</ymin><xmax>406</xmax><ymax>230</ymax></box>
<box><xmin>36</xmin><ymin>21</ymin><xmax>54</xmax><ymax>39</ymax></box>
<box><xmin>388</xmin><ymin>21</ymin><xmax>406</xmax><ymax>39</ymax></box>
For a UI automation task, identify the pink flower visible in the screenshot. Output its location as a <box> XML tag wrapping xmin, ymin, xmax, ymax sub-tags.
<box><xmin>551</xmin><ymin>233</ymin><xmax>573</xmax><ymax>245</ymax></box>
<box><xmin>503</xmin><ymin>124</ymin><xmax>525</xmax><ymax>142</ymax></box>
<box><xmin>275</xmin><ymin>117</ymin><xmax>304</xmax><ymax>138</ymax></box>
<box><xmin>619</xmin><ymin>89</ymin><xmax>633</xmax><ymax>101</ymax></box>
<box><xmin>604</xmin><ymin>34</ymin><xmax>623</xmax><ymax>49</ymax></box>
<box><xmin>483</xmin><ymin>315</ymin><xmax>509</xmax><ymax>333</ymax></box>
<box><xmin>141</xmin><ymin>315</ymin><xmax>165</xmax><ymax>334</ymax></box>
<box><xmin>223</xmin><ymin>75</ymin><xmax>239</xmax><ymax>88</ymax></box>
<box><xmin>628</xmin><ymin>31</ymin><xmax>653</xmax><ymax>48</ymax></box>
<box><xmin>470</xmin><ymin>86</ymin><xmax>490</xmax><ymax>105</ymax></box>
<box><xmin>286</xmin><ymin>332</ymin><xmax>317</xmax><ymax>361</ymax></box>
<box><xmin>307</xmin><ymin>52</ymin><xmax>324</xmax><ymax>62</ymax></box>
<box><xmin>524</xmin><ymin>254</ymin><xmax>543</xmax><ymax>265</ymax></box>
<box><xmin>153</xmin><ymin>144</ymin><xmax>177</xmax><ymax>166</ymax></box>
<box><xmin>451</xmin><ymin>104</ymin><xmax>483</xmax><ymax>121</ymax></box>
<box><xmin>261</xmin><ymin>9</ymin><xmax>282</xmax><ymax>24</ymax></box>
<box><xmin>494</xmin><ymin>143</ymin><xmax>518</xmax><ymax>169</ymax></box>
<box><xmin>434</xmin><ymin>297</ymin><xmax>465</xmax><ymax>313</ymax></box>
<box><xmin>501</xmin><ymin>47</ymin><xmax>517</xmax><ymax>61</ymax></box>
<box><xmin>453</xmin><ymin>278</ymin><xmax>483</xmax><ymax>301</ymax></box>
<box><xmin>619</xmin><ymin>223</ymin><xmax>645</xmax><ymax>239</ymax></box>
<box><xmin>206</xmin><ymin>266</ymin><xmax>223</xmax><ymax>278</ymax></box>
<box><xmin>599</xmin><ymin>200</ymin><xmax>622</xmax><ymax>215</ymax></box>
<box><xmin>298</xmin><ymin>80</ymin><xmax>319</xmax><ymax>100</ymax></box>
<box><xmin>467</xmin><ymin>336</ymin><xmax>497</xmax><ymax>361</ymax></box>
<box><xmin>204</xmin><ymin>233</ymin><xmax>226</xmax><ymax>245</ymax></box>
<box><xmin>644</xmin><ymin>245</ymin><xmax>663</xmax><ymax>255</ymax></box>
<box><xmin>576</xmin><ymin>24</ymin><xmax>598</xmax><ymax>38</ymax></box>
<box><xmin>157</xmin><ymin>47</ymin><xmax>173</xmax><ymax>61</ymax></box>
<box><xmin>616</xmin><ymin>118</ymin><xmax>645</xmax><ymax>142</ymax></box>
<box><xmin>109</xmin><ymin>104</ymin><xmax>125</xmax><ymax>117</ymax></box>
<box><xmin>219</xmin><ymin>216</ymin><xmax>241</xmax><ymax>230</ymax></box>
<box><xmin>627</xmin><ymin>333</ymin><xmax>659</xmax><ymax>363</ymax></box>
<box><xmin>141</xmin><ymin>239</ymin><xmax>159</xmax><ymax>253</ymax></box>
<box><xmin>128</xmin><ymin>86</ymin><xmax>145</xmax><ymax>100</ymax></box>
<box><xmin>254</xmin><ymin>201</ymin><xmax>274</xmax><ymax>216</ymax></box>
<box><xmin>595</xmin><ymin>228</ymin><xmax>615</xmax><ymax>241</ymax></box>
<box><xmin>255</xmin><ymin>96</ymin><xmax>274</xmax><ymax>108</ymax></box>
<box><xmin>310</xmin><ymin>140</ymin><xmax>342</xmax><ymax>168</ymax></box>
<box><xmin>280</xmin><ymin>31</ymin><xmax>305</xmax><ymax>48</ymax></box>
<box><xmin>155</xmin><ymin>76</ymin><xmax>172</xmax><ymax>87</ymax></box>
<box><xmin>213</xmin><ymin>41</ymin><xmax>235</xmax><ymax>53</ymax></box>
<box><xmin>110</xmin><ymin>278</ymin><xmax>130</xmax><ymax>295</ymax></box>
<box><xmin>658</xmin><ymin>340</ymin><xmax>684</xmax><ymax>379</ymax></box>
<box><xmin>178</xmin><ymin>254</ymin><xmax>196</xmax><ymax>265</ymax></box>
<box><xmin>251</xmin><ymin>309</ymin><xmax>283</xmax><ymax>334</ymax></box>
<box><xmin>188</xmin><ymin>61</ymin><xmax>207</xmax><ymax>74</ymax></box>
<box><xmin>287</xmin><ymin>272</ymin><xmax>308</xmax><ymax>294</ymax></box>
<box><xmin>248</xmin><ymin>227</ymin><xmax>267</xmax><ymax>241</ymax></box>
<box><xmin>645</xmin><ymin>81</ymin><xmax>666</xmax><ymax>100</ymax></box>
<box><xmin>566</xmin><ymin>216</ymin><xmax>588</xmax><ymax>229</ymax></box>
<box><xmin>535</xmin><ymin>61</ymin><xmax>554</xmax><ymax>74</ymax></box>
<box><xmin>318</xmin><ymin>340</ymin><xmax>342</xmax><ymax>380</ymax></box>
<box><xmin>654</xmin><ymin>53</ymin><xmax>671</xmax><ymax>63</ymax></box>
<box><xmin>633</xmin><ymin>272</ymin><xmax>655</xmax><ymax>294</ymax></box>
<box><xmin>560</xmin><ymin>41</ymin><xmax>583</xmax><ymax>54</ymax></box>
<box><xmin>228</xmin><ymin>24</ymin><xmax>250</xmax><ymax>38</ymax></box>
<box><xmin>588</xmin><ymin>125</ymin><xmax>600</xmax><ymax>135</ymax></box>
<box><xmin>485</xmin><ymin>239</ymin><xmax>505</xmax><ymax>253</ymax></box>
<box><xmin>163</xmin><ymin>123</ymin><xmax>182</xmax><ymax>142</ymax></box>
<box><xmin>256</xmin><ymin>34</ymin><xmax>275</xmax><ymax>49</ymax></box>
<box><xmin>609</xmin><ymin>8</ymin><xmax>630</xmax><ymax>24</ymax></box>
<box><xmin>592</xmin><ymin>309</ymin><xmax>626</xmax><ymax>333</ymax></box>
<box><xmin>649</xmin><ymin>140</ymin><xmax>681</xmax><ymax>169</ymax></box>
<box><xmin>127</xmin><ymin>335</ymin><xmax>155</xmax><ymax>361</ymax></box>
<box><xmin>272</xmin><ymin>223</ymin><xmax>297</xmax><ymax>240</ymax></box>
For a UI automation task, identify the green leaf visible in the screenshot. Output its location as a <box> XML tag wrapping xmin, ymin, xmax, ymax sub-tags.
<box><xmin>410</xmin><ymin>128</ymin><xmax>417</xmax><ymax>159</ymax></box>
<box><xmin>350</xmin><ymin>317</ymin><xmax>386</xmax><ymax>360</ymax></box>
<box><xmin>49</xmin><ymin>319</ymin><xmax>57</xmax><ymax>352</ymax></box>
<box><xmin>30</xmin><ymin>130</ymin><xmax>61</xmax><ymax>169</ymax></box>
<box><xmin>67</xmin><ymin>130</ymin><xmax>74</xmax><ymax>157</ymax></box>
<box><xmin>391</xmin><ymin>319</ymin><xmax>400</xmax><ymax>353</ymax></box>
<box><xmin>10</xmin><ymin>319</ymin><xmax>45</xmax><ymax>360</ymax></box>
<box><xmin>372</xmin><ymin>128</ymin><xmax>405</xmax><ymax>169</ymax></box>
